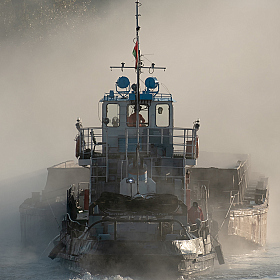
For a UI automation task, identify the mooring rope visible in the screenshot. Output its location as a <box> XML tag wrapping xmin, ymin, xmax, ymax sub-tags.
<box><xmin>214</xmin><ymin>193</ymin><xmax>239</xmax><ymax>239</ymax></box>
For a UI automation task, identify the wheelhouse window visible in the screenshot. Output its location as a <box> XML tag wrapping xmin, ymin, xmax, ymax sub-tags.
<box><xmin>156</xmin><ymin>104</ymin><xmax>169</xmax><ymax>127</ymax></box>
<box><xmin>127</xmin><ymin>104</ymin><xmax>149</xmax><ymax>127</ymax></box>
<box><xmin>106</xmin><ymin>104</ymin><xmax>120</xmax><ymax>127</ymax></box>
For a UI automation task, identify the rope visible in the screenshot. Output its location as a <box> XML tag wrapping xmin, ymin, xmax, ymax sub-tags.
<box><xmin>39</xmin><ymin>234</ymin><xmax>60</xmax><ymax>259</ymax></box>
<box><xmin>214</xmin><ymin>193</ymin><xmax>239</xmax><ymax>239</ymax></box>
<box><xmin>46</xmin><ymin>198</ymin><xmax>61</xmax><ymax>230</ymax></box>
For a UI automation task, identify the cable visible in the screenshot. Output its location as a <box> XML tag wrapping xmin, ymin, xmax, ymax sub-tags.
<box><xmin>214</xmin><ymin>193</ymin><xmax>239</xmax><ymax>239</ymax></box>
<box><xmin>160</xmin><ymin>82</ymin><xmax>171</xmax><ymax>94</ymax></box>
<box><xmin>46</xmin><ymin>198</ymin><xmax>61</xmax><ymax>230</ymax></box>
<box><xmin>40</xmin><ymin>234</ymin><xmax>60</xmax><ymax>259</ymax></box>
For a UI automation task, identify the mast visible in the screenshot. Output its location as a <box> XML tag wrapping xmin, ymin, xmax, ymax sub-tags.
<box><xmin>110</xmin><ymin>1</ymin><xmax>165</xmax><ymax>195</ymax></box>
<box><xmin>135</xmin><ymin>1</ymin><xmax>140</xmax><ymax>194</ymax></box>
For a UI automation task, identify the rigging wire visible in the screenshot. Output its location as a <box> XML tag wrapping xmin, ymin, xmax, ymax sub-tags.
<box><xmin>160</xmin><ymin>82</ymin><xmax>171</xmax><ymax>95</ymax></box>
<box><xmin>46</xmin><ymin>198</ymin><xmax>61</xmax><ymax>230</ymax></box>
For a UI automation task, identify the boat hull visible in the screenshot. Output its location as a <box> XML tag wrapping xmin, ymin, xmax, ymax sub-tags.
<box><xmin>209</xmin><ymin>203</ymin><xmax>268</xmax><ymax>255</ymax></box>
<box><xmin>56</xmin><ymin>239</ymin><xmax>215</xmax><ymax>277</ymax></box>
<box><xmin>228</xmin><ymin>204</ymin><xmax>268</xmax><ymax>246</ymax></box>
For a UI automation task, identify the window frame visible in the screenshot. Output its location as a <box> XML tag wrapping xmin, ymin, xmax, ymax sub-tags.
<box><xmin>155</xmin><ymin>103</ymin><xmax>170</xmax><ymax>127</ymax></box>
<box><xmin>106</xmin><ymin>103</ymin><xmax>120</xmax><ymax>127</ymax></box>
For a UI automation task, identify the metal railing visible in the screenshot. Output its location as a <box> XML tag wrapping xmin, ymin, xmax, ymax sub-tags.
<box><xmin>86</xmin><ymin>217</ymin><xmax>195</xmax><ymax>241</ymax></box>
<box><xmin>77</xmin><ymin>126</ymin><xmax>198</xmax><ymax>159</ymax></box>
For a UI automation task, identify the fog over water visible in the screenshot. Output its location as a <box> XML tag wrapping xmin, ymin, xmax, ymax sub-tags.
<box><xmin>1</xmin><ymin>0</ymin><xmax>280</xmax><ymax>279</ymax></box>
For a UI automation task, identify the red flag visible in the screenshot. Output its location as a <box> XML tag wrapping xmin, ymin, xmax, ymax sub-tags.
<box><xmin>132</xmin><ymin>41</ymin><xmax>138</xmax><ymax>69</ymax></box>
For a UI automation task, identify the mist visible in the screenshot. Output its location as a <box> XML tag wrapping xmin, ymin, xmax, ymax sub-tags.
<box><xmin>1</xmin><ymin>0</ymin><xmax>280</xmax><ymax>249</ymax></box>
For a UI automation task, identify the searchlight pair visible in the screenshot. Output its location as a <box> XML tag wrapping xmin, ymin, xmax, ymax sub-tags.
<box><xmin>116</xmin><ymin>76</ymin><xmax>159</xmax><ymax>91</ymax></box>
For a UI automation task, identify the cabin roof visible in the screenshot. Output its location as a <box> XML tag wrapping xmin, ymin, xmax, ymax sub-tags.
<box><xmin>50</xmin><ymin>160</ymin><xmax>81</xmax><ymax>169</ymax></box>
<box><xmin>194</xmin><ymin>151</ymin><xmax>249</xmax><ymax>169</ymax></box>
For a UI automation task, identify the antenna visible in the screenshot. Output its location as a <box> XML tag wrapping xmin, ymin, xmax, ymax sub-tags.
<box><xmin>110</xmin><ymin>2</ymin><xmax>166</xmax><ymax>73</ymax></box>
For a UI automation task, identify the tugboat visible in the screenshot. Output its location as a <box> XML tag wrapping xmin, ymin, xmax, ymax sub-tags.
<box><xmin>48</xmin><ymin>2</ymin><xmax>220</xmax><ymax>277</ymax></box>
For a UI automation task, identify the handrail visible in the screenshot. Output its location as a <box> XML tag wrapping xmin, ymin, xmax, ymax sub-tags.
<box><xmin>78</xmin><ymin>127</ymin><xmax>198</xmax><ymax>158</ymax></box>
<box><xmin>86</xmin><ymin>217</ymin><xmax>194</xmax><ymax>240</ymax></box>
